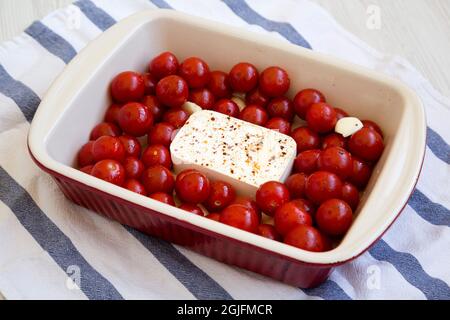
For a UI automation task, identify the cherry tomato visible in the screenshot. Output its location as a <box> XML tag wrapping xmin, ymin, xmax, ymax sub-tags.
<box><xmin>334</xmin><ymin>107</ymin><xmax>348</xmax><ymax>120</ymax></box>
<box><xmin>316</xmin><ymin>199</ymin><xmax>353</xmax><ymax>236</ymax></box>
<box><xmin>265</xmin><ymin>117</ymin><xmax>291</xmax><ymax>135</ymax></box>
<box><xmin>240</xmin><ymin>105</ymin><xmax>269</xmax><ymax>126</ymax></box>
<box><xmin>118</xmin><ymin>102</ymin><xmax>153</xmax><ymax>137</ymax></box>
<box><xmin>321</xmin><ymin>133</ymin><xmax>347</xmax><ymax>150</ymax></box>
<box><xmin>156</xmin><ymin>75</ymin><xmax>189</xmax><ymax>108</ymax></box>
<box><xmin>143</xmin><ymin>72</ymin><xmax>157</xmax><ymax>95</ymax></box>
<box><xmin>207</xmin><ymin>71</ymin><xmax>231</xmax><ymax>98</ymax></box>
<box><xmin>124</xmin><ymin>179</ymin><xmax>147</xmax><ymax>195</ymax></box>
<box><xmin>150</xmin><ymin>192</ymin><xmax>176</xmax><ymax>206</ymax></box>
<box><xmin>266</xmin><ymin>97</ymin><xmax>294</xmax><ymax>121</ymax></box>
<box><xmin>149</xmin><ymin>51</ymin><xmax>179</xmax><ymax>80</ymax></box>
<box><xmin>104</xmin><ymin>103</ymin><xmax>121</xmax><ymax>125</ymax></box>
<box><xmin>317</xmin><ymin>146</ymin><xmax>353</xmax><ymax>179</ymax></box>
<box><xmin>141</xmin><ymin>144</ymin><xmax>172</xmax><ymax>169</ymax></box>
<box><xmin>148</xmin><ymin>122</ymin><xmax>175</xmax><ymax>147</ymax></box>
<box><xmin>77</xmin><ymin>141</ymin><xmax>95</xmax><ymax>167</ymax></box>
<box><xmin>228</xmin><ymin>62</ymin><xmax>259</xmax><ymax>92</ymax></box>
<box><xmin>118</xmin><ymin>135</ymin><xmax>142</xmax><ymax>158</ymax></box>
<box><xmin>348</xmin><ymin>127</ymin><xmax>384</xmax><ymax>162</ymax></box>
<box><xmin>341</xmin><ymin>182</ymin><xmax>360</xmax><ymax>211</ymax></box>
<box><xmin>259</xmin><ymin>66</ymin><xmax>290</xmax><ymax>98</ymax></box>
<box><xmin>306</xmin><ymin>171</ymin><xmax>343</xmax><ymax>205</ymax></box>
<box><xmin>175</xmin><ymin>170</ymin><xmax>211</xmax><ymax>204</ymax></box>
<box><xmin>220</xmin><ymin>204</ymin><xmax>259</xmax><ymax>233</ymax></box>
<box><xmin>162</xmin><ymin>108</ymin><xmax>189</xmax><ymax>128</ymax></box>
<box><xmin>141</xmin><ymin>95</ymin><xmax>165</xmax><ymax>122</ymax></box>
<box><xmin>80</xmin><ymin>165</ymin><xmax>93</xmax><ymax>175</ymax></box>
<box><xmin>92</xmin><ymin>159</ymin><xmax>126</xmax><ymax>186</ymax></box>
<box><xmin>92</xmin><ymin>136</ymin><xmax>125</xmax><ymax>162</ymax></box>
<box><xmin>141</xmin><ymin>165</ymin><xmax>174</xmax><ymax>194</ymax></box>
<box><xmin>285</xmin><ymin>173</ymin><xmax>308</xmax><ymax>199</ymax></box>
<box><xmin>179</xmin><ymin>203</ymin><xmax>204</xmax><ymax>216</ymax></box>
<box><xmin>306</xmin><ymin>103</ymin><xmax>337</xmax><ymax>133</ymax></box>
<box><xmin>294</xmin><ymin>149</ymin><xmax>321</xmax><ymax>174</ymax></box>
<box><xmin>291</xmin><ymin>127</ymin><xmax>320</xmax><ymax>153</ymax></box>
<box><xmin>110</xmin><ymin>71</ymin><xmax>145</xmax><ymax>103</ymax></box>
<box><xmin>284</xmin><ymin>225</ymin><xmax>326</xmax><ymax>252</ymax></box>
<box><xmin>90</xmin><ymin>122</ymin><xmax>121</xmax><ymax>140</ymax></box>
<box><xmin>206</xmin><ymin>213</ymin><xmax>221</xmax><ymax>221</ymax></box>
<box><xmin>348</xmin><ymin>157</ymin><xmax>373</xmax><ymax>189</ymax></box>
<box><xmin>246</xmin><ymin>87</ymin><xmax>269</xmax><ymax>107</ymax></box>
<box><xmin>189</xmin><ymin>88</ymin><xmax>215</xmax><ymax>109</ymax></box>
<box><xmin>292</xmin><ymin>198</ymin><xmax>316</xmax><ymax>217</ymax></box>
<box><xmin>274</xmin><ymin>200</ymin><xmax>312</xmax><ymax>236</ymax></box>
<box><xmin>204</xmin><ymin>180</ymin><xmax>236</xmax><ymax>212</ymax></box>
<box><xmin>293</xmin><ymin>89</ymin><xmax>326</xmax><ymax>119</ymax></box>
<box><xmin>257</xmin><ymin>224</ymin><xmax>281</xmax><ymax>241</ymax></box>
<box><xmin>255</xmin><ymin>181</ymin><xmax>290</xmax><ymax>216</ymax></box>
<box><xmin>179</xmin><ymin>57</ymin><xmax>210</xmax><ymax>88</ymax></box>
<box><xmin>362</xmin><ymin>120</ymin><xmax>383</xmax><ymax>137</ymax></box>
<box><xmin>123</xmin><ymin>156</ymin><xmax>145</xmax><ymax>179</ymax></box>
<box><xmin>231</xmin><ymin>197</ymin><xmax>261</xmax><ymax>221</ymax></box>
<box><xmin>213</xmin><ymin>99</ymin><xmax>240</xmax><ymax>118</ymax></box>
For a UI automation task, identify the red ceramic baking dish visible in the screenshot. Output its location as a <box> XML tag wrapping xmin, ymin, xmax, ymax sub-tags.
<box><xmin>27</xmin><ymin>10</ymin><xmax>426</xmax><ymax>288</ymax></box>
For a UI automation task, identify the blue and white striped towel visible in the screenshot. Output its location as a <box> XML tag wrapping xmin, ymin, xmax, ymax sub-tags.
<box><xmin>0</xmin><ymin>0</ymin><xmax>449</xmax><ymax>300</ymax></box>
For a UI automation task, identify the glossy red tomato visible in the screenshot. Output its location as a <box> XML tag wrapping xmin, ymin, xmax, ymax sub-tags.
<box><xmin>228</xmin><ymin>62</ymin><xmax>259</xmax><ymax>92</ymax></box>
<box><xmin>266</xmin><ymin>97</ymin><xmax>294</xmax><ymax>121</ymax></box>
<box><xmin>246</xmin><ymin>87</ymin><xmax>269</xmax><ymax>107</ymax></box>
<box><xmin>141</xmin><ymin>165</ymin><xmax>175</xmax><ymax>194</ymax></box>
<box><xmin>141</xmin><ymin>145</ymin><xmax>172</xmax><ymax>169</ymax></box>
<box><xmin>150</xmin><ymin>192</ymin><xmax>176</xmax><ymax>206</ymax></box>
<box><xmin>306</xmin><ymin>103</ymin><xmax>337</xmax><ymax>133</ymax></box>
<box><xmin>90</xmin><ymin>122</ymin><xmax>121</xmax><ymax>140</ymax></box>
<box><xmin>124</xmin><ymin>179</ymin><xmax>147</xmax><ymax>195</ymax></box>
<box><xmin>104</xmin><ymin>103</ymin><xmax>121</xmax><ymax>125</ymax></box>
<box><xmin>348</xmin><ymin>128</ymin><xmax>384</xmax><ymax>162</ymax></box>
<box><xmin>294</xmin><ymin>149</ymin><xmax>321</xmax><ymax>174</ymax></box>
<box><xmin>77</xmin><ymin>141</ymin><xmax>95</xmax><ymax>167</ymax></box>
<box><xmin>265</xmin><ymin>117</ymin><xmax>291</xmax><ymax>135</ymax></box>
<box><xmin>204</xmin><ymin>180</ymin><xmax>236</xmax><ymax>212</ymax></box>
<box><xmin>306</xmin><ymin>171</ymin><xmax>343</xmax><ymax>204</ymax></box>
<box><xmin>257</xmin><ymin>224</ymin><xmax>281</xmax><ymax>241</ymax></box>
<box><xmin>231</xmin><ymin>197</ymin><xmax>261</xmax><ymax>221</ymax></box>
<box><xmin>293</xmin><ymin>88</ymin><xmax>326</xmax><ymax>119</ymax></box>
<box><xmin>148</xmin><ymin>51</ymin><xmax>179</xmax><ymax>80</ymax></box>
<box><xmin>79</xmin><ymin>165</ymin><xmax>94</xmax><ymax>175</ymax></box>
<box><xmin>213</xmin><ymin>99</ymin><xmax>240</xmax><ymax>118</ymax></box>
<box><xmin>291</xmin><ymin>127</ymin><xmax>320</xmax><ymax>153</ymax></box>
<box><xmin>317</xmin><ymin>146</ymin><xmax>353</xmax><ymax>179</ymax></box>
<box><xmin>316</xmin><ymin>199</ymin><xmax>353</xmax><ymax>236</ymax></box>
<box><xmin>91</xmin><ymin>159</ymin><xmax>126</xmax><ymax>186</ymax></box>
<box><xmin>189</xmin><ymin>88</ymin><xmax>215</xmax><ymax>109</ymax></box>
<box><xmin>341</xmin><ymin>182</ymin><xmax>360</xmax><ymax>211</ymax></box>
<box><xmin>220</xmin><ymin>204</ymin><xmax>259</xmax><ymax>233</ymax></box>
<box><xmin>156</xmin><ymin>75</ymin><xmax>189</xmax><ymax>108</ymax></box>
<box><xmin>141</xmin><ymin>95</ymin><xmax>165</xmax><ymax>122</ymax></box>
<box><xmin>334</xmin><ymin>107</ymin><xmax>349</xmax><ymax>120</ymax></box>
<box><xmin>348</xmin><ymin>157</ymin><xmax>373</xmax><ymax>189</ymax></box>
<box><xmin>207</xmin><ymin>71</ymin><xmax>231</xmax><ymax>98</ymax></box>
<box><xmin>255</xmin><ymin>181</ymin><xmax>290</xmax><ymax>216</ymax></box>
<box><xmin>206</xmin><ymin>212</ymin><xmax>221</xmax><ymax>221</ymax></box>
<box><xmin>110</xmin><ymin>71</ymin><xmax>145</xmax><ymax>103</ymax></box>
<box><xmin>118</xmin><ymin>103</ymin><xmax>153</xmax><ymax>137</ymax></box>
<box><xmin>143</xmin><ymin>72</ymin><xmax>156</xmax><ymax>95</ymax></box>
<box><xmin>118</xmin><ymin>135</ymin><xmax>142</xmax><ymax>158</ymax></box>
<box><xmin>179</xmin><ymin>57</ymin><xmax>210</xmax><ymax>88</ymax></box>
<box><xmin>175</xmin><ymin>170</ymin><xmax>211</xmax><ymax>204</ymax></box>
<box><xmin>92</xmin><ymin>136</ymin><xmax>126</xmax><ymax>162</ymax></box>
<box><xmin>284</xmin><ymin>225</ymin><xmax>326</xmax><ymax>252</ymax></box>
<box><xmin>240</xmin><ymin>105</ymin><xmax>269</xmax><ymax>126</ymax></box>
<box><xmin>362</xmin><ymin>120</ymin><xmax>383</xmax><ymax>137</ymax></box>
<box><xmin>285</xmin><ymin>173</ymin><xmax>308</xmax><ymax>199</ymax></box>
<box><xmin>162</xmin><ymin>108</ymin><xmax>189</xmax><ymax>128</ymax></box>
<box><xmin>321</xmin><ymin>133</ymin><xmax>347</xmax><ymax>150</ymax></box>
<box><xmin>179</xmin><ymin>203</ymin><xmax>204</xmax><ymax>216</ymax></box>
<box><xmin>292</xmin><ymin>198</ymin><xmax>316</xmax><ymax>217</ymax></box>
<box><xmin>274</xmin><ymin>200</ymin><xmax>313</xmax><ymax>236</ymax></box>
<box><xmin>123</xmin><ymin>156</ymin><xmax>145</xmax><ymax>179</ymax></box>
<box><xmin>259</xmin><ymin>66</ymin><xmax>290</xmax><ymax>97</ymax></box>
<box><xmin>148</xmin><ymin>122</ymin><xmax>175</xmax><ymax>147</ymax></box>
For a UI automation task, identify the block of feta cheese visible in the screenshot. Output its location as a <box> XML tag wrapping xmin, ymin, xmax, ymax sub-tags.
<box><xmin>170</xmin><ymin>110</ymin><xmax>297</xmax><ymax>197</ymax></box>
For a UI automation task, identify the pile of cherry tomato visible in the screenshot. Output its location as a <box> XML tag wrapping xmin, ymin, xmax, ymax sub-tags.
<box><xmin>76</xmin><ymin>51</ymin><xmax>385</xmax><ymax>253</ymax></box>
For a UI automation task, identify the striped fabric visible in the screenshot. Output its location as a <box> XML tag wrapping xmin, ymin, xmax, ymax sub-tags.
<box><xmin>0</xmin><ymin>0</ymin><xmax>448</xmax><ymax>300</ymax></box>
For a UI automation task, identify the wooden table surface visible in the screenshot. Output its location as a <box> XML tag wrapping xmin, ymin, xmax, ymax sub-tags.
<box><xmin>0</xmin><ymin>0</ymin><xmax>449</xmax><ymax>300</ymax></box>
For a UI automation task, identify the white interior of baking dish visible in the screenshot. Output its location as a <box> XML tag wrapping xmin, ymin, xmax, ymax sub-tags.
<box><xmin>28</xmin><ymin>10</ymin><xmax>425</xmax><ymax>265</ymax></box>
